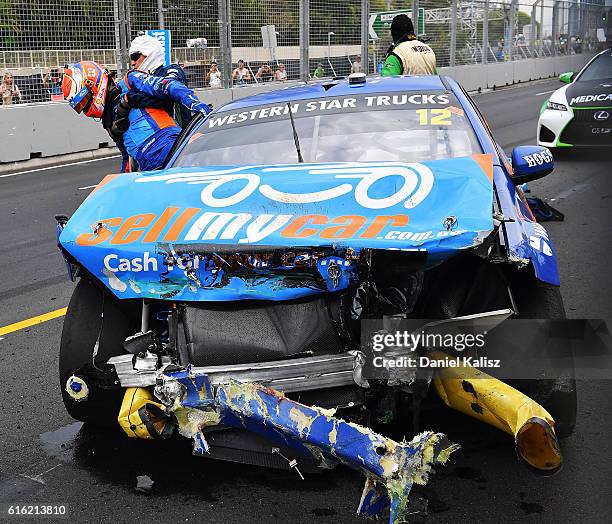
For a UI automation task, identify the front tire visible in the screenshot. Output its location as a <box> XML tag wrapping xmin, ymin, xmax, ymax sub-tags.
<box><xmin>59</xmin><ymin>278</ymin><xmax>136</xmax><ymax>426</ymax></box>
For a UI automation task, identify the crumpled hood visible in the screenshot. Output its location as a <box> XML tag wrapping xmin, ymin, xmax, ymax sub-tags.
<box><xmin>59</xmin><ymin>155</ymin><xmax>494</xmax><ymax>301</ymax></box>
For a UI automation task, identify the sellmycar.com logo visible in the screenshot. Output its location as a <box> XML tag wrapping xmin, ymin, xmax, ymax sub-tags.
<box><xmin>135</xmin><ymin>163</ymin><xmax>435</xmax><ymax>210</ymax></box>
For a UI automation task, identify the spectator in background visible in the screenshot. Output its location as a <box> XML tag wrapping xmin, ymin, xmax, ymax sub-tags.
<box><xmin>232</xmin><ymin>60</ymin><xmax>251</xmax><ymax>85</ymax></box>
<box><xmin>351</xmin><ymin>56</ymin><xmax>363</xmax><ymax>74</ymax></box>
<box><xmin>313</xmin><ymin>63</ymin><xmax>326</xmax><ymax>78</ymax></box>
<box><xmin>255</xmin><ymin>63</ymin><xmax>273</xmax><ymax>82</ymax></box>
<box><xmin>274</xmin><ymin>63</ymin><xmax>287</xmax><ymax>82</ymax></box>
<box><xmin>0</xmin><ymin>72</ymin><xmax>22</xmax><ymax>105</ymax></box>
<box><xmin>43</xmin><ymin>68</ymin><xmax>63</xmax><ymax>99</ymax></box>
<box><xmin>206</xmin><ymin>61</ymin><xmax>222</xmax><ymax>88</ymax></box>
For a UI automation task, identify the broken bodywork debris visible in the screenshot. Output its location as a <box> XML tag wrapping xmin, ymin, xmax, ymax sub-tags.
<box><xmin>431</xmin><ymin>352</ymin><xmax>561</xmax><ymax>473</ymax></box>
<box><xmin>135</xmin><ymin>475</ymin><xmax>154</xmax><ymax>494</ymax></box>
<box><xmin>118</xmin><ymin>387</ymin><xmax>175</xmax><ymax>439</ymax></box>
<box><xmin>149</xmin><ymin>372</ymin><xmax>458</xmax><ymax>524</ymax></box>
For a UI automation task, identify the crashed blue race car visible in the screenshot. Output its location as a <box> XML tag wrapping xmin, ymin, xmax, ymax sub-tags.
<box><xmin>56</xmin><ymin>74</ymin><xmax>575</xmax><ymax>523</ymax></box>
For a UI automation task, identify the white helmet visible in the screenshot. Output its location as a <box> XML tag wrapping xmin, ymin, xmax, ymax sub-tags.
<box><xmin>129</xmin><ymin>35</ymin><xmax>165</xmax><ymax>73</ymax></box>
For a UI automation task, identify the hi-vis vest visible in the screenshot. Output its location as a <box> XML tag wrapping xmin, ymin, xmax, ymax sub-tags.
<box><xmin>391</xmin><ymin>40</ymin><xmax>437</xmax><ymax>75</ymax></box>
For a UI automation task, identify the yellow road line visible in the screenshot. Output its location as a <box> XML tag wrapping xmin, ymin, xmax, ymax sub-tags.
<box><xmin>0</xmin><ymin>307</ymin><xmax>67</xmax><ymax>337</ymax></box>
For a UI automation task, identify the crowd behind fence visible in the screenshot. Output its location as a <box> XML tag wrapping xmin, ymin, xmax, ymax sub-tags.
<box><xmin>0</xmin><ymin>0</ymin><xmax>610</xmax><ymax>106</ymax></box>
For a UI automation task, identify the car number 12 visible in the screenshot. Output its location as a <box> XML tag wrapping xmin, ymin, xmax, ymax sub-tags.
<box><xmin>416</xmin><ymin>109</ymin><xmax>452</xmax><ymax>126</ymax></box>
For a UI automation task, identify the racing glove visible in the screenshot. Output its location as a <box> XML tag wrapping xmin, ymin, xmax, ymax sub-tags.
<box><xmin>126</xmin><ymin>71</ymin><xmax>211</xmax><ymax>115</ymax></box>
<box><xmin>189</xmin><ymin>101</ymin><xmax>213</xmax><ymax>115</ymax></box>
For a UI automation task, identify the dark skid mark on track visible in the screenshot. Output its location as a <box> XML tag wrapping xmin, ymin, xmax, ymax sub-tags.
<box><xmin>0</xmin><ymin>274</ymin><xmax>68</xmax><ymax>301</ymax></box>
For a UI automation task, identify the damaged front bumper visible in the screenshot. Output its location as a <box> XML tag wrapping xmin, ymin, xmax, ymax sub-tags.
<box><xmin>100</xmin><ymin>308</ymin><xmax>563</xmax><ymax>522</ymax></box>
<box><xmin>148</xmin><ymin>372</ymin><xmax>458</xmax><ymax>524</ymax></box>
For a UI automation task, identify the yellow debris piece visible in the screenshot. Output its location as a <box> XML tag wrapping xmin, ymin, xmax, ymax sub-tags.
<box><xmin>431</xmin><ymin>352</ymin><xmax>561</xmax><ymax>472</ymax></box>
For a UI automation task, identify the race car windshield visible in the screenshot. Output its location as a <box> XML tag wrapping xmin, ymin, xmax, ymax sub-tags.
<box><xmin>578</xmin><ymin>52</ymin><xmax>612</xmax><ymax>82</ymax></box>
<box><xmin>173</xmin><ymin>91</ymin><xmax>482</xmax><ymax>167</ymax></box>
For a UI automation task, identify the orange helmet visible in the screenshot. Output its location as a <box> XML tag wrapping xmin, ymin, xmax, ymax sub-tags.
<box><xmin>62</xmin><ymin>61</ymin><xmax>109</xmax><ymax>118</ymax></box>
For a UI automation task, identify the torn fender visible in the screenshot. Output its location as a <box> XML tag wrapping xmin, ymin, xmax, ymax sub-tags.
<box><xmin>431</xmin><ymin>352</ymin><xmax>561</xmax><ymax>473</ymax></box>
<box><xmin>155</xmin><ymin>373</ymin><xmax>458</xmax><ymax>524</ymax></box>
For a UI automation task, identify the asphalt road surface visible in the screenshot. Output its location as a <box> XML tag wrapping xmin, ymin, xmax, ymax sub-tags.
<box><xmin>1</xmin><ymin>78</ymin><xmax>611</xmax><ymax>523</ymax></box>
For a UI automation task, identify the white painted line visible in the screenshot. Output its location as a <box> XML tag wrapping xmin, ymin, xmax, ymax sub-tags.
<box><xmin>536</xmin><ymin>90</ymin><xmax>556</xmax><ymax>96</ymax></box>
<box><xmin>0</xmin><ymin>155</ymin><xmax>120</xmax><ymax>179</ymax></box>
<box><xmin>78</xmin><ymin>184</ymin><xmax>98</xmax><ymax>190</ymax></box>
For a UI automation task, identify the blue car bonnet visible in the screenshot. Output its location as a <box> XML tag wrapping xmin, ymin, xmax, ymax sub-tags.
<box><xmin>59</xmin><ymin>156</ymin><xmax>494</xmax><ymax>301</ymax></box>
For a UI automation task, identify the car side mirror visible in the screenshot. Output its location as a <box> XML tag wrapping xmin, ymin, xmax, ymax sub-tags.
<box><xmin>511</xmin><ymin>146</ymin><xmax>554</xmax><ymax>185</ymax></box>
<box><xmin>559</xmin><ymin>71</ymin><xmax>574</xmax><ymax>84</ymax></box>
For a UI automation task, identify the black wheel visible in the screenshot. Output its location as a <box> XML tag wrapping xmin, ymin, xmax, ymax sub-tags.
<box><xmin>510</xmin><ymin>274</ymin><xmax>577</xmax><ymax>438</ymax></box>
<box><xmin>59</xmin><ymin>278</ymin><xmax>137</xmax><ymax>426</ymax></box>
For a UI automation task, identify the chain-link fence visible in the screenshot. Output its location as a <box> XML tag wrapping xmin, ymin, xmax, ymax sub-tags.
<box><xmin>368</xmin><ymin>1</ymin><xmax>609</xmax><ymax>70</ymax></box>
<box><xmin>1</xmin><ymin>0</ymin><xmax>610</xmax><ymax>105</ymax></box>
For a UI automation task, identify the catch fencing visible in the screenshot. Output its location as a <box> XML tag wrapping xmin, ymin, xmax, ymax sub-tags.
<box><xmin>0</xmin><ymin>0</ymin><xmax>609</xmax><ymax>105</ymax></box>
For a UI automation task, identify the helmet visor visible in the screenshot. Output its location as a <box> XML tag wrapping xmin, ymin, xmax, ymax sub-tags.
<box><xmin>70</xmin><ymin>85</ymin><xmax>94</xmax><ymax>114</ymax></box>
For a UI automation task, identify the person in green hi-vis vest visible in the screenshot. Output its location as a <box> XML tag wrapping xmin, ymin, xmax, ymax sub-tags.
<box><xmin>381</xmin><ymin>14</ymin><xmax>437</xmax><ymax>76</ymax></box>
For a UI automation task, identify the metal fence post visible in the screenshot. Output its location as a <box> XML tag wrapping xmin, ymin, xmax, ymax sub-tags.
<box><xmin>125</xmin><ymin>0</ymin><xmax>132</xmax><ymax>46</ymax></box>
<box><xmin>158</xmin><ymin>0</ymin><xmax>165</xmax><ymax>29</ymax></box>
<box><xmin>566</xmin><ymin>1</ymin><xmax>572</xmax><ymax>55</ymax></box>
<box><xmin>300</xmin><ymin>0</ymin><xmax>310</xmax><ymax>81</ymax></box>
<box><xmin>115</xmin><ymin>0</ymin><xmax>130</xmax><ymax>75</ymax></box>
<box><xmin>412</xmin><ymin>0</ymin><xmax>419</xmax><ymax>36</ymax></box>
<box><xmin>541</xmin><ymin>0</ymin><xmax>545</xmax><ymax>54</ymax></box>
<box><xmin>361</xmin><ymin>0</ymin><xmax>369</xmax><ymax>74</ymax></box>
<box><xmin>219</xmin><ymin>0</ymin><xmax>232</xmax><ymax>88</ymax></box>
<box><xmin>530</xmin><ymin>1</ymin><xmax>538</xmax><ymax>57</ymax></box>
<box><xmin>450</xmin><ymin>0</ymin><xmax>457</xmax><ymax>67</ymax></box>
<box><xmin>483</xmin><ymin>0</ymin><xmax>489</xmax><ymax>65</ymax></box>
<box><xmin>113</xmin><ymin>0</ymin><xmax>123</xmax><ymax>75</ymax></box>
<box><xmin>509</xmin><ymin>0</ymin><xmax>516</xmax><ymax>61</ymax></box>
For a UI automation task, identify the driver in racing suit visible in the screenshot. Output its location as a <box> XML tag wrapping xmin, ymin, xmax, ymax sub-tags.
<box><xmin>113</xmin><ymin>69</ymin><xmax>210</xmax><ymax>171</ymax></box>
<box><xmin>62</xmin><ymin>60</ymin><xmax>211</xmax><ymax>172</ymax></box>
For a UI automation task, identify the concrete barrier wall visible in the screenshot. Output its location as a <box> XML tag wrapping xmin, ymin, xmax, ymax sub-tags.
<box><xmin>0</xmin><ymin>54</ymin><xmax>597</xmax><ymax>165</ymax></box>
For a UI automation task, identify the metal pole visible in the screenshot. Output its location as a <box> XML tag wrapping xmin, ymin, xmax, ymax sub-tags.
<box><xmin>541</xmin><ymin>0</ymin><xmax>546</xmax><ymax>54</ymax></box>
<box><xmin>412</xmin><ymin>0</ymin><xmax>419</xmax><ymax>36</ymax></box>
<box><xmin>116</xmin><ymin>0</ymin><xmax>130</xmax><ymax>74</ymax></box>
<box><xmin>552</xmin><ymin>1</ymin><xmax>558</xmax><ymax>56</ymax></box>
<box><xmin>483</xmin><ymin>0</ymin><xmax>489</xmax><ymax>65</ymax></box>
<box><xmin>219</xmin><ymin>0</ymin><xmax>232</xmax><ymax>88</ymax></box>
<box><xmin>125</xmin><ymin>0</ymin><xmax>132</xmax><ymax>48</ymax></box>
<box><xmin>113</xmin><ymin>0</ymin><xmax>122</xmax><ymax>75</ymax></box>
<box><xmin>566</xmin><ymin>2</ymin><xmax>572</xmax><ymax>55</ymax></box>
<box><xmin>530</xmin><ymin>1</ymin><xmax>538</xmax><ymax>57</ymax></box>
<box><xmin>299</xmin><ymin>0</ymin><xmax>310</xmax><ymax>81</ymax></box>
<box><xmin>509</xmin><ymin>0</ymin><xmax>516</xmax><ymax>61</ymax></box>
<box><xmin>450</xmin><ymin>0</ymin><xmax>457</xmax><ymax>67</ymax></box>
<box><xmin>158</xmin><ymin>0</ymin><xmax>165</xmax><ymax>29</ymax></box>
<box><xmin>361</xmin><ymin>0</ymin><xmax>369</xmax><ymax>74</ymax></box>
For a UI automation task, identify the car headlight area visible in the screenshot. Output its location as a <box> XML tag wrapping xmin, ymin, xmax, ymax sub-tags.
<box><xmin>538</xmin><ymin>103</ymin><xmax>574</xmax><ymax>147</ymax></box>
